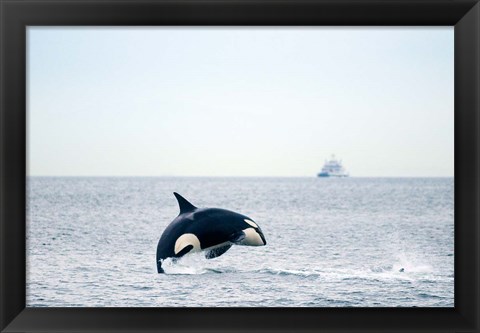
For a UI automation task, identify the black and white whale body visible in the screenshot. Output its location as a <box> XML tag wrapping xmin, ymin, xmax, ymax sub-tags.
<box><xmin>156</xmin><ymin>193</ymin><xmax>266</xmax><ymax>273</ymax></box>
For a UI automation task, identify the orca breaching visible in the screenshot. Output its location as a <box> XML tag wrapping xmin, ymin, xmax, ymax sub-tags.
<box><xmin>156</xmin><ymin>193</ymin><xmax>267</xmax><ymax>273</ymax></box>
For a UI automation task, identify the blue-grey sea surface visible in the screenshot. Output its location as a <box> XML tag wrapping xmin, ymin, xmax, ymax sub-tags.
<box><xmin>26</xmin><ymin>177</ymin><xmax>454</xmax><ymax>307</ymax></box>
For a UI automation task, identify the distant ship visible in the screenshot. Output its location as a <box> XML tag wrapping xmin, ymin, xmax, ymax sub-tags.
<box><xmin>317</xmin><ymin>155</ymin><xmax>349</xmax><ymax>177</ymax></box>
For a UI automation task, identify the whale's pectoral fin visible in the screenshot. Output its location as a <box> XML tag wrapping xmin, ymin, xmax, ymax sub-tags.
<box><xmin>174</xmin><ymin>244</ymin><xmax>194</xmax><ymax>258</ymax></box>
<box><xmin>205</xmin><ymin>244</ymin><xmax>232</xmax><ymax>259</ymax></box>
<box><xmin>229</xmin><ymin>231</ymin><xmax>245</xmax><ymax>244</ymax></box>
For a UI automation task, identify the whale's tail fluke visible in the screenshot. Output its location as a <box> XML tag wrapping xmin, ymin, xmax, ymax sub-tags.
<box><xmin>173</xmin><ymin>192</ymin><xmax>197</xmax><ymax>214</ymax></box>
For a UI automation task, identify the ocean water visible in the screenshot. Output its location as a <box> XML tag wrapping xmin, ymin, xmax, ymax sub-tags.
<box><xmin>26</xmin><ymin>177</ymin><xmax>454</xmax><ymax>307</ymax></box>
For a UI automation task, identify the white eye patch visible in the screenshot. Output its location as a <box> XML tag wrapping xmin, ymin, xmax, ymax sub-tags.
<box><xmin>244</xmin><ymin>219</ymin><xmax>258</xmax><ymax>228</ymax></box>
<box><xmin>242</xmin><ymin>228</ymin><xmax>264</xmax><ymax>246</ymax></box>
<box><xmin>174</xmin><ymin>233</ymin><xmax>201</xmax><ymax>254</ymax></box>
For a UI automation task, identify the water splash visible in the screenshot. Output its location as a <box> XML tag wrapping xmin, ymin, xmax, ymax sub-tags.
<box><xmin>367</xmin><ymin>253</ymin><xmax>435</xmax><ymax>283</ymax></box>
<box><xmin>160</xmin><ymin>253</ymin><xmax>244</xmax><ymax>275</ymax></box>
<box><xmin>392</xmin><ymin>253</ymin><xmax>433</xmax><ymax>273</ymax></box>
<box><xmin>160</xmin><ymin>254</ymin><xmax>211</xmax><ymax>275</ymax></box>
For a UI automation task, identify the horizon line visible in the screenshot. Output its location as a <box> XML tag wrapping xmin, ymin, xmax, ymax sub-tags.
<box><xmin>26</xmin><ymin>175</ymin><xmax>455</xmax><ymax>178</ymax></box>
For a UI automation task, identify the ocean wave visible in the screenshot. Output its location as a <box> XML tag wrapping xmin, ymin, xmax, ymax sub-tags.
<box><xmin>159</xmin><ymin>252</ymin><xmax>437</xmax><ymax>285</ymax></box>
<box><xmin>254</xmin><ymin>268</ymin><xmax>321</xmax><ymax>277</ymax></box>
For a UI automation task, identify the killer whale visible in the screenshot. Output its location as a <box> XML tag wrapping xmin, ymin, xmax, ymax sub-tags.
<box><xmin>156</xmin><ymin>192</ymin><xmax>266</xmax><ymax>273</ymax></box>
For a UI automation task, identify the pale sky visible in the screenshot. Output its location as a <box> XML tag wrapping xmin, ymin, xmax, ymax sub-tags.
<box><xmin>27</xmin><ymin>27</ymin><xmax>454</xmax><ymax>177</ymax></box>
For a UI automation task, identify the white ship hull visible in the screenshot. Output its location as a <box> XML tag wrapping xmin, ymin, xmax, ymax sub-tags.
<box><xmin>317</xmin><ymin>155</ymin><xmax>349</xmax><ymax>177</ymax></box>
<box><xmin>317</xmin><ymin>172</ymin><xmax>349</xmax><ymax>177</ymax></box>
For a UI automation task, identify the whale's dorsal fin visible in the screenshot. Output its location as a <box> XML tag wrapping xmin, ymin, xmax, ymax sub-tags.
<box><xmin>173</xmin><ymin>192</ymin><xmax>197</xmax><ymax>214</ymax></box>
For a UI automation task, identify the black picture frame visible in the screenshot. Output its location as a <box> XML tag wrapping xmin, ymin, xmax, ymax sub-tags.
<box><xmin>1</xmin><ymin>0</ymin><xmax>478</xmax><ymax>332</ymax></box>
